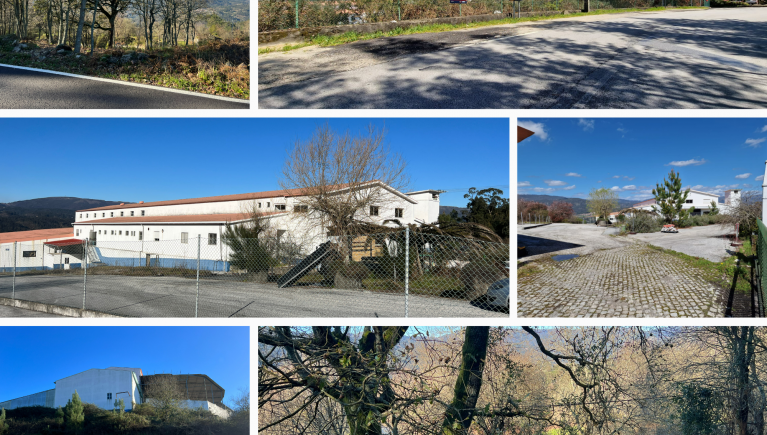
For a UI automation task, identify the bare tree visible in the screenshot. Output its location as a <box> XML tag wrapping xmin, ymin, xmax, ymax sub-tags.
<box><xmin>720</xmin><ymin>190</ymin><xmax>763</xmax><ymax>237</ymax></box>
<box><xmin>279</xmin><ymin>124</ymin><xmax>409</xmax><ymax>255</ymax></box>
<box><xmin>587</xmin><ymin>187</ymin><xmax>618</xmax><ymax>222</ymax></box>
<box><xmin>143</xmin><ymin>375</ymin><xmax>185</xmax><ymax>421</ymax></box>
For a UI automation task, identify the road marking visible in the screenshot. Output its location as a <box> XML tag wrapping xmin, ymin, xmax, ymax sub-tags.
<box><xmin>0</xmin><ymin>62</ymin><xmax>250</xmax><ymax>104</ymax></box>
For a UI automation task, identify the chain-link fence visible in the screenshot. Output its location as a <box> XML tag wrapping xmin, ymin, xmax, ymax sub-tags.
<box><xmin>757</xmin><ymin>219</ymin><xmax>767</xmax><ymax>317</ymax></box>
<box><xmin>0</xmin><ymin>229</ymin><xmax>509</xmax><ymax>317</ymax></box>
<box><xmin>258</xmin><ymin>0</ymin><xmax>703</xmax><ymax>32</ymax></box>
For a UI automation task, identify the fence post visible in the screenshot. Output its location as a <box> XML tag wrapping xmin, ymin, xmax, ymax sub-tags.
<box><xmin>404</xmin><ymin>227</ymin><xmax>409</xmax><ymax>318</ymax></box>
<box><xmin>295</xmin><ymin>0</ymin><xmax>299</xmax><ymax>28</ymax></box>
<box><xmin>82</xmin><ymin>240</ymin><xmax>87</xmax><ymax>310</ymax></box>
<box><xmin>196</xmin><ymin>234</ymin><xmax>201</xmax><ymax>318</ymax></box>
<box><xmin>12</xmin><ymin>241</ymin><xmax>16</xmax><ymax>299</ymax></box>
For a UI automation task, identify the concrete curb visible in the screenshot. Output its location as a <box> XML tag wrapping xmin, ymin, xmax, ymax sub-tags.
<box><xmin>522</xmin><ymin>223</ymin><xmax>552</xmax><ymax>230</ymax></box>
<box><xmin>0</xmin><ymin>297</ymin><xmax>123</xmax><ymax>317</ymax></box>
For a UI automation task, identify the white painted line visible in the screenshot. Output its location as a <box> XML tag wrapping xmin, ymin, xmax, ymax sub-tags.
<box><xmin>0</xmin><ymin>62</ymin><xmax>250</xmax><ymax>104</ymax></box>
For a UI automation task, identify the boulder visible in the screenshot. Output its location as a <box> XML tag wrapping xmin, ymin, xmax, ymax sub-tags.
<box><xmin>56</xmin><ymin>49</ymin><xmax>67</xmax><ymax>54</ymax></box>
<box><xmin>334</xmin><ymin>272</ymin><xmax>362</xmax><ymax>289</ymax></box>
<box><xmin>18</xmin><ymin>43</ymin><xmax>27</xmax><ymax>49</ymax></box>
<box><xmin>56</xmin><ymin>44</ymin><xmax>73</xmax><ymax>51</ymax></box>
<box><xmin>12</xmin><ymin>46</ymin><xmax>20</xmax><ymax>53</ymax></box>
<box><xmin>459</xmin><ymin>261</ymin><xmax>507</xmax><ymax>301</ymax></box>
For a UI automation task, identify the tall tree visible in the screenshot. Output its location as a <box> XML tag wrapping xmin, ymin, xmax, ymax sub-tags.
<box><xmin>587</xmin><ymin>187</ymin><xmax>618</xmax><ymax>220</ymax></box>
<box><xmin>463</xmin><ymin>187</ymin><xmax>509</xmax><ymax>239</ymax></box>
<box><xmin>64</xmin><ymin>391</ymin><xmax>85</xmax><ymax>433</ymax></box>
<box><xmin>86</xmin><ymin>0</ymin><xmax>130</xmax><ymax>47</ymax></box>
<box><xmin>652</xmin><ymin>169</ymin><xmax>690</xmax><ymax>224</ymax></box>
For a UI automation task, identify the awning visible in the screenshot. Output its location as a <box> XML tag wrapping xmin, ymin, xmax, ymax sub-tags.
<box><xmin>44</xmin><ymin>239</ymin><xmax>84</xmax><ymax>247</ymax></box>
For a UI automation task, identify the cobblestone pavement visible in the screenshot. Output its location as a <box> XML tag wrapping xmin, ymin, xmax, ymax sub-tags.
<box><xmin>518</xmin><ymin>243</ymin><xmax>727</xmax><ymax>318</ymax></box>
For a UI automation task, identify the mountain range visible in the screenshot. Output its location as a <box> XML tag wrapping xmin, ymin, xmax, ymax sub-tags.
<box><xmin>518</xmin><ymin>194</ymin><xmax>647</xmax><ymax>215</ymax></box>
<box><xmin>0</xmin><ymin>197</ymin><xmax>126</xmax><ymax>233</ymax></box>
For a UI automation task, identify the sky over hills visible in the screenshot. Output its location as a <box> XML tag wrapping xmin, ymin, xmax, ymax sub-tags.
<box><xmin>518</xmin><ymin>118</ymin><xmax>766</xmax><ymax>202</ymax></box>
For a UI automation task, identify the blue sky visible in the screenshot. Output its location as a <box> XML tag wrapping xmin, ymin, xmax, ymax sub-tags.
<box><xmin>518</xmin><ymin>118</ymin><xmax>767</xmax><ymax>202</ymax></box>
<box><xmin>0</xmin><ymin>327</ymin><xmax>249</xmax><ymax>406</ymax></box>
<box><xmin>0</xmin><ymin>118</ymin><xmax>509</xmax><ymax>207</ymax></box>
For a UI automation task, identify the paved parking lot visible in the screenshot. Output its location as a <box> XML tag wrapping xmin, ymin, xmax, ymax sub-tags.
<box><xmin>0</xmin><ymin>274</ymin><xmax>504</xmax><ymax>318</ymax></box>
<box><xmin>518</xmin><ymin>224</ymin><xmax>736</xmax><ymax>318</ymax></box>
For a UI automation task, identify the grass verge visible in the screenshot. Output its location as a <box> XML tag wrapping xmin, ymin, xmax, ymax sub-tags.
<box><xmin>647</xmin><ymin>240</ymin><xmax>755</xmax><ymax>294</ymax></box>
<box><xmin>259</xmin><ymin>6</ymin><xmax>705</xmax><ymax>54</ymax></box>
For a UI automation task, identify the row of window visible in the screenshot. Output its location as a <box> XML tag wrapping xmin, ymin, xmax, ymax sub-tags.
<box><xmin>370</xmin><ymin>207</ymin><xmax>404</xmax><ymax>218</ymax></box>
<box><xmin>80</xmin><ymin>210</ymin><xmax>146</xmax><ymax>219</ymax></box>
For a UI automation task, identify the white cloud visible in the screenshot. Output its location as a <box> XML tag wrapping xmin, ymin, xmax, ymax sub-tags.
<box><xmin>530</xmin><ymin>187</ymin><xmax>557</xmax><ymax>193</ymax></box>
<box><xmin>565</xmin><ymin>172</ymin><xmax>582</xmax><ymax>177</ymax></box>
<box><xmin>611</xmin><ymin>186</ymin><xmax>622</xmax><ymax>191</ymax></box>
<box><xmin>735</xmin><ymin>173</ymin><xmax>751</xmax><ymax>179</ymax></box>
<box><xmin>518</xmin><ymin>181</ymin><xmax>531</xmax><ymax>187</ymax></box>
<box><xmin>623</xmin><ymin>176</ymin><xmax>635</xmax><ymax>180</ymax></box>
<box><xmin>757</xmin><ymin>175</ymin><xmax>765</xmax><ymax>181</ymax></box>
<box><xmin>667</xmin><ymin>158</ymin><xmax>707</xmax><ymax>167</ymax></box>
<box><xmin>761</xmin><ymin>125</ymin><xmax>767</xmax><ymax>133</ymax></box>
<box><xmin>518</xmin><ymin>121</ymin><xmax>549</xmax><ymax>141</ymax></box>
<box><xmin>612</xmin><ymin>175</ymin><xmax>620</xmax><ymax>179</ymax></box>
<box><xmin>544</xmin><ymin>180</ymin><xmax>568</xmax><ymax>186</ymax></box>
<box><xmin>623</xmin><ymin>185</ymin><xmax>636</xmax><ymax>190</ymax></box>
<box><xmin>597</xmin><ymin>180</ymin><xmax>602</xmax><ymax>183</ymax></box>
<box><xmin>578</xmin><ymin>119</ymin><xmax>595</xmax><ymax>131</ymax></box>
<box><xmin>746</xmin><ymin>138</ymin><xmax>766</xmax><ymax>148</ymax></box>
<box><xmin>744</xmin><ymin>183</ymin><xmax>753</xmax><ymax>188</ymax></box>
<box><xmin>562</xmin><ymin>185</ymin><xmax>576</xmax><ymax>190</ymax></box>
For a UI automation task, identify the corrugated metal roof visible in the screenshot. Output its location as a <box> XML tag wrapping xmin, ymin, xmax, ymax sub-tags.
<box><xmin>44</xmin><ymin>238</ymin><xmax>85</xmax><ymax>247</ymax></box>
<box><xmin>76</xmin><ymin>182</ymin><xmax>391</xmax><ymax>212</ymax></box>
<box><xmin>0</xmin><ymin>228</ymin><xmax>73</xmax><ymax>244</ymax></box>
<box><xmin>72</xmin><ymin>212</ymin><xmax>283</xmax><ymax>225</ymax></box>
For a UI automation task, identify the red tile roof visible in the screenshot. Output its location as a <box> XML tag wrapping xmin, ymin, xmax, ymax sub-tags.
<box><xmin>633</xmin><ymin>199</ymin><xmax>656</xmax><ymax>208</ymax></box>
<box><xmin>72</xmin><ymin>212</ymin><xmax>283</xmax><ymax>225</ymax></box>
<box><xmin>76</xmin><ymin>182</ymin><xmax>369</xmax><ymax>212</ymax></box>
<box><xmin>44</xmin><ymin>238</ymin><xmax>86</xmax><ymax>247</ymax></box>
<box><xmin>0</xmin><ymin>228</ymin><xmax>73</xmax><ymax>244</ymax></box>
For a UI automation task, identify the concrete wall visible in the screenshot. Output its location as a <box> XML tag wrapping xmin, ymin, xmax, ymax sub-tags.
<box><xmin>54</xmin><ymin>369</ymin><xmax>137</xmax><ymax>410</ymax></box>
<box><xmin>0</xmin><ymin>241</ymin><xmax>82</xmax><ymax>272</ymax></box>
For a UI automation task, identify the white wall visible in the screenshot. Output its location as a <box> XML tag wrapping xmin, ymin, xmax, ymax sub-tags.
<box><xmin>0</xmin><ymin>240</ymin><xmax>82</xmax><ymax>271</ymax></box>
<box><xmin>54</xmin><ymin>369</ymin><xmax>137</xmax><ymax>410</ymax></box>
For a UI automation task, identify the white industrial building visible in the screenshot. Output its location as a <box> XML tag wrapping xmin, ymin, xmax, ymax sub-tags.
<box><xmin>0</xmin><ymin>183</ymin><xmax>443</xmax><ymax>272</ymax></box>
<box><xmin>0</xmin><ymin>367</ymin><xmax>230</xmax><ymax>418</ymax></box>
<box><xmin>628</xmin><ymin>188</ymin><xmax>740</xmax><ymax>216</ymax></box>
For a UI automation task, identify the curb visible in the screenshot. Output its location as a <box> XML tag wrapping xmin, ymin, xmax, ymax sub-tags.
<box><xmin>0</xmin><ymin>297</ymin><xmax>123</xmax><ymax>318</ymax></box>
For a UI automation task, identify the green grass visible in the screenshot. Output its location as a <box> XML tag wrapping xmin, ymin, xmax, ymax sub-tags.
<box><xmin>258</xmin><ymin>6</ymin><xmax>705</xmax><ymax>54</ymax></box>
<box><xmin>647</xmin><ymin>240</ymin><xmax>755</xmax><ymax>294</ymax></box>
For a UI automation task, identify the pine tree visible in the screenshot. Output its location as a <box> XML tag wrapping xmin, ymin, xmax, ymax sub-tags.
<box><xmin>0</xmin><ymin>407</ymin><xmax>7</xmax><ymax>434</ymax></box>
<box><xmin>223</xmin><ymin>212</ymin><xmax>278</xmax><ymax>273</ymax></box>
<box><xmin>652</xmin><ymin>170</ymin><xmax>690</xmax><ymax>224</ymax></box>
<box><xmin>64</xmin><ymin>391</ymin><xmax>85</xmax><ymax>433</ymax></box>
<box><xmin>55</xmin><ymin>406</ymin><xmax>65</xmax><ymax>425</ymax></box>
<box><xmin>710</xmin><ymin>200</ymin><xmax>719</xmax><ymax>216</ymax></box>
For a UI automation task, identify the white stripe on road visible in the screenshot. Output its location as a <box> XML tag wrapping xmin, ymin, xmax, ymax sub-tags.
<box><xmin>0</xmin><ymin>62</ymin><xmax>250</xmax><ymax>104</ymax></box>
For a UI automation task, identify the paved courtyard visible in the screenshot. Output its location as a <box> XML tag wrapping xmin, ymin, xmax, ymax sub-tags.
<box><xmin>518</xmin><ymin>224</ymin><xmax>736</xmax><ymax>318</ymax></box>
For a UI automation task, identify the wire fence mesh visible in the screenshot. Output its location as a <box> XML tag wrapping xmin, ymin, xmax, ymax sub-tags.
<box><xmin>757</xmin><ymin>219</ymin><xmax>767</xmax><ymax>317</ymax></box>
<box><xmin>258</xmin><ymin>0</ymin><xmax>703</xmax><ymax>32</ymax></box>
<box><xmin>0</xmin><ymin>228</ymin><xmax>509</xmax><ymax>317</ymax></box>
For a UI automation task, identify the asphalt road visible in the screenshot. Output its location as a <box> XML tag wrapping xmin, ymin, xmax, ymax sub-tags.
<box><xmin>259</xmin><ymin>8</ymin><xmax>767</xmax><ymax>108</ymax></box>
<box><xmin>0</xmin><ymin>274</ymin><xmax>504</xmax><ymax>318</ymax></box>
<box><xmin>0</xmin><ymin>65</ymin><xmax>249</xmax><ymax>109</ymax></box>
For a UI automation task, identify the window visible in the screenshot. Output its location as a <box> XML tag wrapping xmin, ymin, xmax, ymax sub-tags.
<box><xmin>107</xmin><ymin>393</ymin><xmax>112</xmax><ymax>400</ymax></box>
<box><xmin>395</xmin><ymin>208</ymin><xmax>403</xmax><ymax>218</ymax></box>
<box><xmin>98</xmin><ymin>230</ymin><xmax>101</xmax><ymax>235</ymax></box>
<box><xmin>686</xmin><ymin>199</ymin><xmax>693</xmax><ymax>204</ymax></box>
<box><xmin>208</xmin><ymin>233</ymin><xmax>217</xmax><ymax>245</ymax></box>
<box><xmin>267</xmin><ymin>202</ymin><xmax>270</xmax><ymax>208</ymax></box>
<box><xmin>79</xmin><ymin>214</ymin><xmax>82</xmax><ymax>218</ymax></box>
<box><xmin>110</xmin><ymin>212</ymin><xmax>114</xmax><ymax>217</ymax></box>
<box><xmin>258</xmin><ymin>202</ymin><xmax>262</xmax><ymax>208</ymax></box>
<box><xmin>120</xmin><ymin>212</ymin><xmax>124</xmax><ymax>217</ymax></box>
<box><xmin>275</xmin><ymin>204</ymin><xmax>286</xmax><ymax>211</ymax></box>
<box><xmin>102</xmin><ymin>213</ymin><xmax>105</xmax><ymax>217</ymax></box>
<box><xmin>294</xmin><ymin>205</ymin><xmax>308</xmax><ymax>213</ymax></box>
<box><xmin>111</xmin><ymin>230</ymin><xmax>114</xmax><ymax>235</ymax></box>
<box><xmin>370</xmin><ymin>206</ymin><xmax>379</xmax><ymax>216</ymax></box>
<box><xmin>141</xmin><ymin>210</ymin><xmax>145</xmax><ymax>216</ymax></box>
<box><xmin>181</xmin><ymin>232</ymin><xmax>189</xmax><ymax>244</ymax></box>
<box><xmin>65</xmin><ymin>258</ymin><xmax>69</xmax><ymax>264</ymax></box>
<box><xmin>131</xmin><ymin>231</ymin><xmax>135</xmax><ymax>236</ymax></box>
<box><xmin>154</xmin><ymin>231</ymin><xmax>160</xmax><ymax>241</ymax></box>
<box><xmin>119</xmin><ymin>231</ymin><xmax>122</xmax><ymax>235</ymax></box>
<box><xmin>86</xmin><ymin>213</ymin><xmax>89</xmax><ymax>218</ymax></box>
<box><xmin>131</xmin><ymin>211</ymin><xmax>134</xmax><ymax>216</ymax></box>
<box><xmin>138</xmin><ymin>231</ymin><xmax>143</xmax><ymax>241</ymax></box>
<box><xmin>22</xmin><ymin>251</ymin><xmax>36</xmax><ymax>258</ymax></box>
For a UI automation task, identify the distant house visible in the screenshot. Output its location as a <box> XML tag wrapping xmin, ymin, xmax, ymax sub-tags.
<box><xmin>632</xmin><ymin>189</ymin><xmax>739</xmax><ymax>216</ymax></box>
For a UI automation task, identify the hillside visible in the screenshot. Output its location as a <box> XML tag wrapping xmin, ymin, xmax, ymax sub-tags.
<box><xmin>439</xmin><ymin>206</ymin><xmax>469</xmax><ymax>217</ymax></box>
<box><xmin>0</xmin><ymin>197</ymin><xmax>127</xmax><ymax>233</ymax></box>
<box><xmin>518</xmin><ymin>194</ymin><xmax>645</xmax><ymax>215</ymax></box>
<box><xmin>209</xmin><ymin>0</ymin><xmax>249</xmax><ymax>22</ymax></box>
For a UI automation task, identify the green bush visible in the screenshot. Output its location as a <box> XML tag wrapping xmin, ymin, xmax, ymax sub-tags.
<box><xmin>627</xmin><ymin>214</ymin><xmax>662</xmax><ymax>233</ymax></box>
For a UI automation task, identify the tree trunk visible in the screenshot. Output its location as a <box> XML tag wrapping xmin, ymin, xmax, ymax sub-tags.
<box><xmin>73</xmin><ymin>0</ymin><xmax>87</xmax><ymax>53</ymax></box>
<box><xmin>89</xmin><ymin>0</ymin><xmax>97</xmax><ymax>53</ymax></box>
<box><xmin>441</xmin><ymin>326</ymin><xmax>490</xmax><ymax>434</ymax></box>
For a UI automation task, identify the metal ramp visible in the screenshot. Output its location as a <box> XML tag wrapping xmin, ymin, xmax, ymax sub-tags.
<box><xmin>86</xmin><ymin>245</ymin><xmax>105</xmax><ymax>265</ymax></box>
<box><xmin>277</xmin><ymin>242</ymin><xmax>333</xmax><ymax>288</ymax></box>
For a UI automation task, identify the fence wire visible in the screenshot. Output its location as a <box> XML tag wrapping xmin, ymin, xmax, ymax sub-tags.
<box><xmin>758</xmin><ymin>219</ymin><xmax>767</xmax><ymax>317</ymax></box>
<box><xmin>259</xmin><ymin>0</ymin><xmax>701</xmax><ymax>32</ymax></box>
<box><xmin>0</xmin><ymin>228</ymin><xmax>509</xmax><ymax>318</ymax></box>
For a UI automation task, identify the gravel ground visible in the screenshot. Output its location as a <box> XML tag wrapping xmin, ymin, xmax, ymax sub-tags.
<box><xmin>259</xmin><ymin>8</ymin><xmax>767</xmax><ymax>108</ymax></box>
<box><xmin>0</xmin><ymin>274</ymin><xmax>505</xmax><ymax>318</ymax></box>
<box><xmin>519</xmin><ymin>223</ymin><xmax>631</xmax><ymax>260</ymax></box>
<box><xmin>628</xmin><ymin>224</ymin><xmax>735</xmax><ymax>262</ymax></box>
